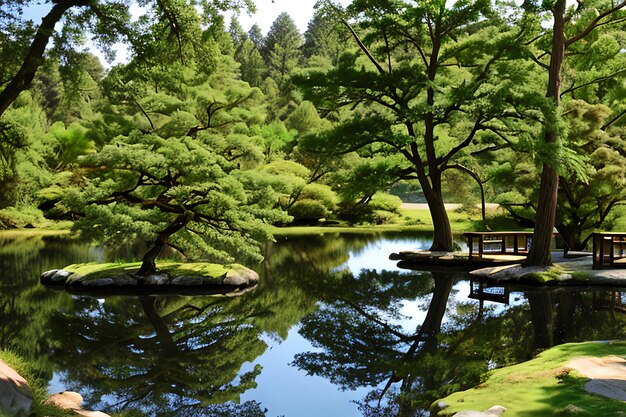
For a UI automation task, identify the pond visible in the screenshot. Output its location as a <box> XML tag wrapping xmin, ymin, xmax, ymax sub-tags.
<box><xmin>1</xmin><ymin>231</ymin><xmax>625</xmax><ymax>417</ymax></box>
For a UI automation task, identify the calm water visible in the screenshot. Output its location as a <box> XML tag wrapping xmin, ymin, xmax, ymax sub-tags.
<box><xmin>1</xmin><ymin>231</ymin><xmax>625</xmax><ymax>417</ymax></box>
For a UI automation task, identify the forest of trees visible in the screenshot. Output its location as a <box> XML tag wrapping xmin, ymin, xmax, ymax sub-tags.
<box><xmin>0</xmin><ymin>0</ymin><xmax>625</xmax><ymax>267</ymax></box>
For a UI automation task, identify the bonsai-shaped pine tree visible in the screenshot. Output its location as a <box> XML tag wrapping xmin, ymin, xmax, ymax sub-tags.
<box><xmin>52</xmin><ymin>58</ymin><xmax>290</xmax><ymax>275</ymax></box>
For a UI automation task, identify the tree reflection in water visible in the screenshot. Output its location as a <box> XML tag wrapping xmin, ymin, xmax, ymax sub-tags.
<box><xmin>48</xmin><ymin>294</ymin><xmax>270</xmax><ymax>416</ymax></box>
<box><xmin>41</xmin><ymin>233</ymin><xmax>374</xmax><ymax>416</ymax></box>
<box><xmin>292</xmin><ymin>266</ymin><xmax>626</xmax><ymax>417</ymax></box>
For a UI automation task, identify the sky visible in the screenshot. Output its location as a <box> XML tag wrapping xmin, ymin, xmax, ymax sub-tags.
<box><xmin>232</xmin><ymin>0</ymin><xmax>352</xmax><ymax>34</ymax></box>
<box><xmin>21</xmin><ymin>0</ymin><xmax>352</xmax><ymax>66</ymax></box>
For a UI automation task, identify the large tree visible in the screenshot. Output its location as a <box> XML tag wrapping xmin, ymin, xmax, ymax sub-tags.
<box><xmin>525</xmin><ymin>0</ymin><xmax>626</xmax><ymax>265</ymax></box>
<box><xmin>0</xmin><ymin>0</ymin><xmax>254</xmax><ymax>119</ymax></box>
<box><xmin>42</xmin><ymin>52</ymin><xmax>289</xmax><ymax>274</ymax></box>
<box><xmin>295</xmin><ymin>0</ymin><xmax>535</xmax><ymax>251</ymax></box>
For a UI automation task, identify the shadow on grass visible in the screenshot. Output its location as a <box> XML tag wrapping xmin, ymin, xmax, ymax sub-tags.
<box><xmin>523</xmin><ymin>372</ymin><xmax>626</xmax><ymax>417</ymax></box>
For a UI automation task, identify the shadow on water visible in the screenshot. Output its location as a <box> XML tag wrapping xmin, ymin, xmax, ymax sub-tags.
<box><xmin>0</xmin><ymin>231</ymin><xmax>625</xmax><ymax>416</ymax></box>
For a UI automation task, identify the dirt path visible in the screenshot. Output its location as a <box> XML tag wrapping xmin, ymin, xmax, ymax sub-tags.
<box><xmin>566</xmin><ymin>356</ymin><xmax>626</xmax><ymax>402</ymax></box>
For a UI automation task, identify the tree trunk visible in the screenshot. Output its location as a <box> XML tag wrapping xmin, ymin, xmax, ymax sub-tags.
<box><xmin>423</xmin><ymin>185</ymin><xmax>454</xmax><ymax>252</ymax></box>
<box><xmin>139</xmin><ymin>296</ymin><xmax>178</xmax><ymax>353</ymax></box>
<box><xmin>0</xmin><ymin>0</ymin><xmax>88</xmax><ymax>118</ymax></box>
<box><xmin>526</xmin><ymin>164</ymin><xmax>559</xmax><ymax>265</ymax></box>
<box><xmin>554</xmin><ymin>289</ymin><xmax>578</xmax><ymax>343</ymax></box>
<box><xmin>556</xmin><ymin>223</ymin><xmax>586</xmax><ymax>254</ymax></box>
<box><xmin>526</xmin><ymin>290</ymin><xmax>555</xmax><ymax>349</ymax></box>
<box><xmin>137</xmin><ymin>212</ymin><xmax>193</xmax><ymax>276</ymax></box>
<box><xmin>526</xmin><ymin>0</ymin><xmax>566</xmax><ymax>266</ymax></box>
<box><xmin>397</xmin><ymin>272</ymin><xmax>455</xmax><ymax>417</ymax></box>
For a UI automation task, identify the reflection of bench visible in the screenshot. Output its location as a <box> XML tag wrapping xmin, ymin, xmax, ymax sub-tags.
<box><xmin>468</xmin><ymin>280</ymin><xmax>509</xmax><ymax>304</ymax></box>
<box><xmin>592</xmin><ymin>232</ymin><xmax>626</xmax><ymax>269</ymax></box>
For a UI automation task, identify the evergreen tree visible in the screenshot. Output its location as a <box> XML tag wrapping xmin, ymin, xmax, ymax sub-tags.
<box><xmin>263</xmin><ymin>12</ymin><xmax>304</xmax><ymax>95</ymax></box>
<box><xmin>228</xmin><ymin>15</ymin><xmax>248</xmax><ymax>54</ymax></box>
<box><xmin>44</xmin><ymin>54</ymin><xmax>289</xmax><ymax>274</ymax></box>
<box><xmin>248</xmin><ymin>24</ymin><xmax>265</xmax><ymax>53</ymax></box>
<box><xmin>235</xmin><ymin>39</ymin><xmax>266</xmax><ymax>87</ymax></box>
<box><xmin>295</xmin><ymin>0</ymin><xmax>537</xmax><ymax>251</ymax></box>
<box><xmin>525</xmin><ymin>0</ymin><xmax>626</xmax><ymax>265</ymax></box>
<box><xmin>303</xmin><ymin>4</ymin><xmax>350</xmax><ymax>65</ymax></box>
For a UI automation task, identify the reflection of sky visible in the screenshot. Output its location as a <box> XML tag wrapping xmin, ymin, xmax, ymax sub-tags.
<box><xmin>239</xmin><ymin>328</ymin><xmax>370</xmax><ymax>417</ymax></box>
<box><xmin>239</xmin><ymin>239</ymin><xmax>427</xmax><ymax>417</ymax></box>
<box><xmin>345</xmin><ymin>237</ymin><xmax>431</xmax><ymax>273</ymax></box>
<box><xmin>239</xmin><ymin>236</ymin><xmax>514</xmax><ymax>417</ymax></box>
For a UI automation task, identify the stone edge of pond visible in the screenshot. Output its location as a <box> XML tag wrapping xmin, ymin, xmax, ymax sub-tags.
<box><xmin>40</xmin><ymin>262</ymin><xmax>259</xmax><ymax>296</ymax></box>
<box><xmin>470</xmin><ymin>260</ymin><xmax>626</xmax><ymax>286</ymax></box>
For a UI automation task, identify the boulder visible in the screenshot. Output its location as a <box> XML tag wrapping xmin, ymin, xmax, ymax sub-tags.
<box><xmin>47</xmin><ymin>391</ymin><xmax>111</xmax><ymax>417</ymax></box>
<box><xmin>224</xmin><ymin>266</ymin><xmax>259</xmax><ymax>286</ymax></box>
<box><xmin>0</xmin><ymin>359</ymin><xmax>33</xmax><ymax>417</ymax></box>
<box><xmin>40</xmin><ymin>269</ymin><xmax>70</xmax><ymax>286</ymax></box>
<box><xmin>41</xmin><ymin>262</ymin><xmax>260</xmax><ymax>296</ymax></box>
<box><xmin>171</xmin><ymin>276</ymin><xmax>204</xmax><ymax>286</ymax></box>
<box><xmin>144</xmin><ymin>274</ymin><xmax>169</xmax><ymax>285</ymax></box>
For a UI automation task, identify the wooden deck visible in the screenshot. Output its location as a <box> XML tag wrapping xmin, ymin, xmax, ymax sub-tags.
<box><xmin>465</xmin><ymin>231</ymin><xmax>535</xmax><ymax>260</ymax></box>
<box><xmin>390</xmin><ymin>250</ymin><xmax>526</xmax><ymax>272</ymax></box>
<box><xmin>391</xmin><ymin>230</ymin><xmax>560</xmax><ymax>272</ymax></box>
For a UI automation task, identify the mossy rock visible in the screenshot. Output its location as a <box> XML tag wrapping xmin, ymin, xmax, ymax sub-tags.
<box><xmin>40</xmin><ymin>261</ymin><xmax>259</xmax><ymax>297</ymax></box>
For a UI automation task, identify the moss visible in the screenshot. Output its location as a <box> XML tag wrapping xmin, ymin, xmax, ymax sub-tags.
<box><xmin>570</xmin><ymin>271</ymin><xmax>591</xmax><ymax>282</ymax></box>
<box><xmin>63</xmin><ymin>261</ymin><xmax>235</xmax><ymax>283</ymax></box>
<box><xmin>523</xmin><ymin>266</ymin><xmax>564</xmax><ymax>283</ymax></box>
<box><xmin>434</xmin><ymin>341</ymin><xmax>626</xmax><ymax>417</ymax></box>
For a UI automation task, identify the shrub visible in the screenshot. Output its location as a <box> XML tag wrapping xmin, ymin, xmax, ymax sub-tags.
<box><xmin>289</xmin><ymin>199</ymin><xmax>329</xmax><ymax>222</ymax></box>
<box><xmin>298</xmin><ymin>184</ymin><xmax>337</xmax><ymax>211</ymax></box>
<box><xmin>369</xmin><ymin>193</ymin><xmax>402</xmax><ymax>212</ymax></box>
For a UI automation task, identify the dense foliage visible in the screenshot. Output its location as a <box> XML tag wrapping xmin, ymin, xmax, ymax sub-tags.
<box><xmin>0</xmin><ymin>0</ymin><xmax>625</xmax><ymax>263</ymax></box>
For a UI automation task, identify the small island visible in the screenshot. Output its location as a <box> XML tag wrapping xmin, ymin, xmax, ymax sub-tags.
<box><xmin>40</xmin><ymin>261</ymin><xmax>259</xmax><ymax>296</ymax></box>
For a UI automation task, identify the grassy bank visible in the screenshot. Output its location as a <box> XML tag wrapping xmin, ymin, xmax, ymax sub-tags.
<box><xmin>272</xmin><ymin>205</ymin><xmax>525</xmax><ymax>236</ymax></box>
<box><xmin>434</xmin><ymin>341</ymin><xmax>626</xmax><ymax>417</ymax></box>
<box><xmin>0</xmin><ymin>204</ymin><xmax>525</xmax><ymax>239</ymax></box>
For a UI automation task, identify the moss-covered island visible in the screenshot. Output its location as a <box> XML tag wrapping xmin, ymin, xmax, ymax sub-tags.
<box><xmin>432</xmin><ymin>341</ymin><xmax>626</xmax><ymax>417</ymax></box>
<box><xmin>40</xmin><ymin>262</ymin><xmax>259</xmax><ymax>296</ymax></box>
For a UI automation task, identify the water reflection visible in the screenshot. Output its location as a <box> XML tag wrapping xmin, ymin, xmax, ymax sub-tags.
<box><xmin>48</xmin><ymin>295</ymin><xmax>269</xmax><ymax>415</ymax></box>
<box><xmin>1</xmin><ymin>232</ymin><xmax>626</xmax><ymax>416</ymax></box>
<box><xmin>294</xmin><ymin>266</ymin><xmax>626</xmax><ymax>416</ymax></box>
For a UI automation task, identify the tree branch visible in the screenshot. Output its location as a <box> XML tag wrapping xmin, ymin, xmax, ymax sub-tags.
<box><xmin>560</xmin><ymin>69</ymin><xmax>626</xmax><ymax>98</ymax></box>
<box><xmin>333</xmin><ymin>11</ymin><xmax>386</xmax><ymax>74</ymax></box>
<box><xmin>602</xmin><ymin>108</ymin><xmax>626</xmax><ymax>129</ymax></box>
<box><xmin>443</xmin><ymin>164</ymin><xmax>486</xmax><ymax>220</ymax></box>
<box><xmin>566</xmin><ymin>1</ymin><xmax>626</xmax><ymax>46</ymax></box>
<box><xmin>0</xmin><ymin>0</ymin><xmax>90</xmax><ymax>117</ymax></box>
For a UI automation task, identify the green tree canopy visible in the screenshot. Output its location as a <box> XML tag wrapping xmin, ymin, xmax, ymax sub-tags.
<box><xmin>294</xmin><ymin>0</ymin><xmax>537</xmax><ymax>250</ymax></box>
<box><xmin>44</xmin><ymin>53</ymin><xmax>290</xmax><ymax>274</ymax></box>
<box><xmin>0</xmin><ymin>0</ymin><xmax>255</xmax><ymax>119</ymax></box>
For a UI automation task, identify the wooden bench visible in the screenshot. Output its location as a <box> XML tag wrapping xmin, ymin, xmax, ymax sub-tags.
<box><xmin>464</xmin><ymin>231</ymin><xmax>535</xmax><ymax>260</ymax></box>
<box><xmin>592</xmin><ymin>232</ymin><xmax>626</xmax><ymax>269</ymax></box>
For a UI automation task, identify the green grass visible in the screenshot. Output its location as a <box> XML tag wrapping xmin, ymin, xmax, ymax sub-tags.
<box><xmin>523</xmin><ymin>265</ymin><xmax>565</xmax><ymax>283</ymax></box>
<box><xmin>64</xmin><ymin>261</ymin><xmax>237</xmax><ymax>282</ymax></box>
<box><xmin>435</xmin><ymin>341</ymin><xmax>626</xmax><ymax>417</ymax></box>
<box><xmin>273</xmin><ymin>205</ymin><xmax>524</xmax><ymax>236</ymax></box>
<box><xmin>0</xmin><ymin>205</ymin><xmax>525</xmax><ymax>239</ymax></box>
<box><xmin>0</xmin><ymin>229</ymin><xmax>69</xmax><ymax>239</ymax></box>
<box><xmin>0</xmin><ymin>206</ymin><xmax>72</xmax><ymax>231</ymax></box>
